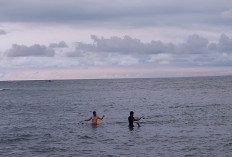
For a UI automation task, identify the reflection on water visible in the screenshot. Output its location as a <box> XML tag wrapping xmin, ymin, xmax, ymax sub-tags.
<box><xmin>129</xmin><ymin>126</ymin><xmax>134</xmax><ymax>131</ymax></box>
<box><xmin>91</xmin><ymin>124</ymin><xmax>98</xmax><ymax>129</ymax></box>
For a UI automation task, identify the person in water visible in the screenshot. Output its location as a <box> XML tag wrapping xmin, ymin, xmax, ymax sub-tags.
<box><xmin>128</xmin><ymin>111</ymin><xmax>141</xmax><ymax>127</ymax></box>
<box><xmin>85</xmin><ymin>111</ymin><xmax>104</xmax><ymax>125</ymax></box>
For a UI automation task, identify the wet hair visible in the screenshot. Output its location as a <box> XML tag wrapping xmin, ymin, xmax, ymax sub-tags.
<box><xmin>93</xmin><ymin>111</ymin><xmax>96</xmax><ymax>114</ymax></box>
<box><xmin>130</xmin><ymin>111</ymin><xmax>134</xmax><ymax>115</ymax></box>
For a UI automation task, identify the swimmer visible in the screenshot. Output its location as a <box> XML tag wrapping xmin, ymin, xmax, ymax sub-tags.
<box><xmin>85</xmin><ymin>111</ymin><xmax>104</xmax><ymax>125</ymax></box>
<box><xmin>128</xmin><ymin>111</ymin><xmax>141</xmax><ymax>127</ymax></box>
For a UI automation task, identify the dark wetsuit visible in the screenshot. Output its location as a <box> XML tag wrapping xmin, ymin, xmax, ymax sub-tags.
<box><xmin>128</xmin><ymin>116</ymin><xmax>136</xmax><ymax>127</ymax></box>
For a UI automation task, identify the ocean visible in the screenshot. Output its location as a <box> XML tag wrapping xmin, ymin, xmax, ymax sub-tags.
<box><xmin>0</xmin><ymin>76</ymin><xmax>232</xmax><ymax>157</ymax></box>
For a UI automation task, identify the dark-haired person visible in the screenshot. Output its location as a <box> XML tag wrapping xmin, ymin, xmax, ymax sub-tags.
<box><xmin>128</xmin><ymin>111</ymin><xmax>141</xmax><ymax>127</ymax></box>
<box><xmin>85</xmin><ymin>111</ymin><xmax>104</xmax><ymax>125</ymax></box>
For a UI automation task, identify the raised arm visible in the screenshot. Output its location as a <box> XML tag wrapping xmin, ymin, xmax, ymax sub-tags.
<box><xmin>135</xmin><ymin>117</ymin><xmax>141</xmax><ymax>121</ymax></box>
<box><xmin>98</xmin><ymin>115</ymin><xmax>105</xmax><ymax>120</ymax></box>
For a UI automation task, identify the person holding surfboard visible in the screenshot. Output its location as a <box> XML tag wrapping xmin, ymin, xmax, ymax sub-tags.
<box><xmin>128</xmin><ymin>111</ymin><xmax>141</xmax><ymax>127</ymax></box>
<box><xmin>85</xmin><ymin>111</ymin><xmax>104</xmax><ymax>125</ymax></box>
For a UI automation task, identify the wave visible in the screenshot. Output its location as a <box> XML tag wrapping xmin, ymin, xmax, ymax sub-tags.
<box><xmin>0</xmin><ymin>88</ymin><xmax>10</xmax><ymax>91</ymax></box>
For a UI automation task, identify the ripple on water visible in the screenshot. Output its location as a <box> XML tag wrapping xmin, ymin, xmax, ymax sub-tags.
<box><xmin>0</xmin><ymin>134</ymin><xmax>33</xmax><ymax>144</ymax></box>
<box><xmin>1</xmin><ymin>77</ymin><xmax>232</xmax><ymax>156</ymax></box>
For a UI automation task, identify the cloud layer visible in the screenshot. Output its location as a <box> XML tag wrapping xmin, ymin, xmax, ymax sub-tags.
<box><xmin>49</xmin><ymin>41</ymin><xmax>68</xmax><ymax>48</ymax></box>
<box><xmin>6</xmin><ymin>44</ymin><xmax>55</xmax><ymax>57</ymax></box>
<box><xmin>0</xmin><ymin>29</ymin><xmax>6</xmax><ymax>35</ymax></box>
<box><xmin>68</xmin><ymin>34</ymin><xmax>232</xmax><ymax>56</ymax></box>
<box><xmin>67</xmin><ymin>35</ymin><xmax>175</xmax><ymax>57</ymax></box>
<box><xmin>3</xmin><ymin>34</ymin><xmax>232</xmax><ymax>67</ymax></box>
<box><xmin>0</xmin><ymin>0</ymin><xmax>232</xmax><ymax>80</ymax></box>
<box><xmin>0</xmin><ymin>0</ymin><xmax>232</xmax><ymax>29</ymax></box>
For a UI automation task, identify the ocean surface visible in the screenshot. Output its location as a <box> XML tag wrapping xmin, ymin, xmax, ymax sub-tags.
<box><xmin>0</xmin><ymin>76</ymin><xmax>232</xmax><ymax>157</ymax></box>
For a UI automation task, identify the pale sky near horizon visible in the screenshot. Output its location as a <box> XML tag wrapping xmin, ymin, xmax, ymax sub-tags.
<box><xmin>0</xmin><ymin>0</ymin><xmax>232</xmax><ymax>80</ymax></box>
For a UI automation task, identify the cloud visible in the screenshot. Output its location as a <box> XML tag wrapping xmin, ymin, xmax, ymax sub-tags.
<box><xmin>2</xmin><ymin>34</ymin><xmax>232</xmax><ymax>71</ymax></box>
<box><xmin>65</xmin><ymin>34</ymin><xmax>232</xmax><ymax>66</ymax></box>
<box><xmin>0</xmin><ymin>0</ymin><xmax>231</xmax><ymax>29</ymax></box>
<box><xmin>68</xmin><ymin>35</ymin><xmax>175</xmax><ymax>56</ymax></box>
<box><xmin>49</xmin><ymin>41</ymin><xmax>68</xmax><ymax>48</ymax></box>
<box><xmin>149</xmin><ymin>54</ymin><xmax>172</xmax><ymax>65</ymax></box>
<box><xmin>0</xmin><ymin>0</ymin><xmax>232</xmax><ymax>81</ymax></box>
<box><xmin>5</xmin><ymin>44</ymin><xmax>55</xmax><ymax>57</ymax></box>
<box><xmin>176</xmin><ymin>34</ymin><xmax>209</xmax><ymax>54</ymax></box>
<box><xmin>0</xmin><ymin>29</ymin><xmax>6</xmax><ymax>35</ymax></box>
<box><xmin>208</xmin><ymin>34</ymin><xmax>232</xmax><ymax>54</ymax></box>
<box><xmin>217</xmin><ymin>34</ymin><xmax>232</xmax><ymax>53</ymax></box>
<box><xmin>221</xmin><ymin>8</ymin><xmax>232</xmax><ymax>18</ymax></box>
<box><xmin>68</xmin><ymin>34</ymin><xmax>232</xmax><ymax>56</ymax></box>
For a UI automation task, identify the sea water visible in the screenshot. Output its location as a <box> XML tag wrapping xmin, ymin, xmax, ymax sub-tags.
<box><xmin>0</xmin><ymin>76</ymin><xmax>232</xmax><ymax>156</ymax></box>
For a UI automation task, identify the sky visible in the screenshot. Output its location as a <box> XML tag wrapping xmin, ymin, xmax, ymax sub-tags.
<box><xmin>0</xmin><ymin>0</ymin><xmax>232</xmax><ymax>80</ymax></box>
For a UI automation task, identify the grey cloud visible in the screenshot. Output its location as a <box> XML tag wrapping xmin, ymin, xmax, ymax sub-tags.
<box><xmin>66</xmin><ymin>34</ymin><xmax>232</xmax><ymax>66</ymax></box>
<box><xmin>221</xmin><ymin>8</ymin><xmax>232</xmax><ymax>18</ymax></box>
<box><xmin>66</xmin><ymin>49</ymin><xmax>86</xmax><ymax>57</ymax></box>
<box><xmin>177</xmin><ymin>35</ymin><xmax>209</xmax><ymax>54</ymax></box>
<box><xmin>68</xmin><ymin>34</ymin><xmax>225</xmax><ymax>57</ymax></box>
<box><xmin>218</xmin><ymin>34</ymin><xmax>232</xmax><ymax>53</ymax></box>
<box><xmin>0</xmin><ymin>29</ymin><xmax>6</xmax><ymax>35</ymax></box>
<box><xmin>6</xmin><ymin>44</ymin><xmax>55</xmax><ymax>57</ymax></box>
<box><xmin>70</xmin><ymin>35</ymin><xmax>174</xmax><ymax>56</ymax></box>
<box><xmin>49</xmin><ymin>41</ymin><xmax>68</xmax><ymax>48</ymax></box>
<box><xmin>208</xmin><ymin>34</ymin><xmax>232</xmax><ymax>53</ymax></box>
<box><xmin>0</xmin><ymin>0</ymin><xmax>232</xmax><ymax>28</ymax></box>
<box><xmin>186</xmin><ymin>35</ymin><xmax>209</xmax><ymax>49</ymax></box>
